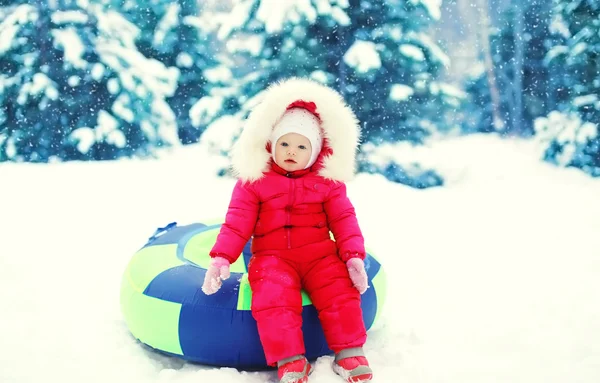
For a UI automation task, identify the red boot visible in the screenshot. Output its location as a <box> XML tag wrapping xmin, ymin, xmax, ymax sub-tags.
<box><xmin>332</xmin><ymin>348</ymin><xmax>373</xmax><ymax>382</ymax></box>
<box><xmin>277</xmin><ymin>355</ymin><xmax>312</xmax><ymax>383</ymax></box>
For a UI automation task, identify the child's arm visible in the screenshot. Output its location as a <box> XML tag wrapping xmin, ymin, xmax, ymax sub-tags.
<box><xmin>323</xmin><ymin>181</ymin><xmax>366</xmax><ymax>262</ymax></box>
<box><xmin>209</xmin><ymin>179</ymin><xmax>260</xmax><ymax>264</ymax></box>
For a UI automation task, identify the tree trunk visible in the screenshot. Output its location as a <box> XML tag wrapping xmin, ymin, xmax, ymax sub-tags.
<box><xmin>477</xmin><ymin>0</ymin><xmax>504</xmax><ymax>132</ymax></box>
<box><xmin>511</xmin><ymin>0</ymin><xmax>525</xmax><ymax>135</ymax></box>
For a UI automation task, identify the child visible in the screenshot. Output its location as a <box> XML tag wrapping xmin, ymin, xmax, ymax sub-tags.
<box><xmin>202</xmin><ymin>78</ymin><xmax>373</xmax><ymax>383</ymax></box>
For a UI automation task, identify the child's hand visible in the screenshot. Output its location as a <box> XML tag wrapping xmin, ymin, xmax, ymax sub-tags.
<box><xmin>202</xmin><ymin>256</ymin><xmax>231</xmax><ymax>295</ymax></box>
<box><xmin>346</xmin><ymin>257</ymin><xmax>369</xmax><ymax>294</ymax></box>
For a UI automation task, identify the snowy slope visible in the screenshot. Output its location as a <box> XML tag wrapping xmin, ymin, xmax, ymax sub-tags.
<box><xmin>1</xmin><ymin>134</ymin><xmax>599</xmax><ymax>383</ymax></box>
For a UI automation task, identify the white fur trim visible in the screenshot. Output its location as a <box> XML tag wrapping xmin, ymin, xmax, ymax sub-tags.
<box><xmin>230</xmin><ymin>77</ymin><xmax>361</xmax><ymax>183</ymax></box>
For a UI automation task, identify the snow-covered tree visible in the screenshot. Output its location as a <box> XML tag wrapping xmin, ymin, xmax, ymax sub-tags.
<box><xmin>105</xmin><ymin>0</ymin><xmax>220</xmax><ymax>144</ymax></box>
<box><xmin>340</xmin><ymin>0</ymin><xmax>464</xmax><ymax>144</ymax></box>
<box><xmin>191</xmin><ymin>0</ymin><xmax>346</xmax><ymax>134</ymax></box>
<box><xmin>535</xmin><ymin>0</ymin><xmax>600</xmax><ymax>176</ymax></box>
<box><xmin>194</xmin><ymin>0</ymin><xmax>459</xmax><ymax>188</ymax></box>
<box><xmin>196</xmin><ymin>0</ymin><xmax>461</xmax><ymax>141</ymax></box>
<box><xmin>533</xmin><ymin>111</ymin><xmax>598</xmax><ymax>176</ymax></box>
<box><xmin>545</xmin><ymin>0</ymin><xmax>599</xmax><ymax>123</ymax></box>
<box><xmin>0</xmin><ymin>1</ymin><xmax>179</xmax><ymax>162</ymax></box>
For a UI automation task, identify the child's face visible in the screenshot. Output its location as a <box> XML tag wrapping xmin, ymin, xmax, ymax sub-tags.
<box><xmin>274</xmin><ymin>132</ymin><xmax>312</xmax><ymax>172</ymax></box>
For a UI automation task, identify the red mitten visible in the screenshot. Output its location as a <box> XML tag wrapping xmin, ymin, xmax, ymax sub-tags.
<box><xmin>346</xmin><ymin>258</ymin><xmax>369</xmax><ymax>294</ymax></box>
<box><xmin>201</xmin><ymin>256</ymin><xmax>230</xmax><ymax>295</ymax></box>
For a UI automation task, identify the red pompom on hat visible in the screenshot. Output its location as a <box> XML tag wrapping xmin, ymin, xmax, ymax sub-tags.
<box><xmin>285</xmin><ymin>100</ymin><xmax>321</xmax><ymax>120</ymax></box>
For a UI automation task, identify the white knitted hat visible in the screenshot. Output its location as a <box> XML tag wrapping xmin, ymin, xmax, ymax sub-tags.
<box><xmin>270</xmin><ymin>107</ymin><xmax>323</xmax><ymax>169</ymax></box>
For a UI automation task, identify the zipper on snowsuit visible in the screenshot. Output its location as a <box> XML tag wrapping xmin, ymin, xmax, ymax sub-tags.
<box><xmin>285</xmin><ymin>173</ymin><xmax>294</xmax><ymax>249</ymax></box>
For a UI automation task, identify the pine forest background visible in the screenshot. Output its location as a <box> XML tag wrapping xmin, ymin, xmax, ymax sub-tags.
<box><xmin>0</xmin><ymin>0</ymin><xmax>598</xmax><ymax>188</ymax></box>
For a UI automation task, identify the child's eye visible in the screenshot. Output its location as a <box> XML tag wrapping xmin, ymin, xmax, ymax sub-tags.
<box><xmin>281</xmin><ymin>142</ymin><xmax>288</xmax><ymax>147</ymax></box>
<box><xmin>298</xmin><ymin>145</ymin><xmax>306</xmax><ymax>150</ymax></box>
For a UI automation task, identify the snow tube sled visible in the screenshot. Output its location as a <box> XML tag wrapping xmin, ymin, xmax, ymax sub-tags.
<box><xmin>120</xmin><ymin>221</ymin><xmax>387</xmax><ymax>369</ymax></box>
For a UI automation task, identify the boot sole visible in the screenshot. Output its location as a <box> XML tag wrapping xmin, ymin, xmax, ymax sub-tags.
<box><xmin>332</xmin><ymin>362</ymin><xmax>373</xmax><ymax>382</ymax></box>
<box><xmin>279</xmin><ymin>361</ymin><xmax>312</xmax><ymax>383</ymax></box>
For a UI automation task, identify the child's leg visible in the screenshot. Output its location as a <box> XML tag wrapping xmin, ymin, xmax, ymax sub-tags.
<box><xmin>248</xmin><ymin>254</ymin><xmax>305</xmax><ymax>367</ymax></box>
<box><xmin>301</xmin><ymin>252</ymin><xmax>367</xmax><ymax>351</ymax></box>
<box><xmin>301</xmin><ymin>252</ymin><xmax>372</xmax><ymax>381</ymax></box>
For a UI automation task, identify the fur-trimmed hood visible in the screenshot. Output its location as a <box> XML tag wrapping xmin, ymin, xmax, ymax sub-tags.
<box><xmin>229</xmin><ymin>77</ymin><xmax>361</xmax><ymax>183</ymax></box>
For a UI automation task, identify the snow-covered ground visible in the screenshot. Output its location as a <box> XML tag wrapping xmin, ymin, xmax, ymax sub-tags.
<box><xmin>1</xmin><ymin>134</ymin><xmax>599</xmax><ymax>383</ymax></box>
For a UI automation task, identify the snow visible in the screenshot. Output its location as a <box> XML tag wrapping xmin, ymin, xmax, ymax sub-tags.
<box><xmin>254</xmin><ymin>0</ymin><xmax>351</xmax><ymax>33</ymax></box>
<box><xmin>198</xmin><ymin>115</ymin><xmax>243</xmax><ymax>156</ymax></box>
<box><xmin>68</xmin><ymin>75</ymin><xmax>81</xmax><ymax>87</ymax></box>
<box><xmin>314</xmin><ymin>0</ymin><xmax>334</xmax><ymax>14</ymax></box>
<box><xmin>52</xmin><ymin>27</ymin><xmax>87</xmax><ymax>69</ymax></box>
<box><xmin>69</xmin><ymin>127</ymin><xmax>95</xmax><ymax>154</ymax></box>
<box><xmin>399</xmin><ymin>44</ymin><xmax>425</xmax><ymax>61</ymax></box>
<box><xmin>312</xmin><ymin>0</ymin><xmax>352</xmax><ymax>26</ymax></box>
<box><xmin>69</xmin><ymin>110</ymin><xmax>127</xmax><ymax>153</ymax></box>
<box><xmin>571</xmin><ymin>42</ymin><xmax>588</xmax><ymax>56</ymax></box>
<box><xmin>153</xmin><ymin>3</ymin><xmax>180</xmax><ymax>48</ymax></box>
<box><xmin>17</xmin><ymin>73</ymin><xmax>58</xmax><ymax>106</ymax></box>
<box><xmin>329</xmin><ymin>5</ymin><xmax>351</xmax><ymax>26</ymax></box>
<box><xmin>176</xmin><ymin>52</ymin><xmax>194</xmax><ymax>68</ymax></box>
<box><xmin>107</xmin><ymin>78</ymin><xmax>120</xmax><ymax>94</ymax></box>
<box><xmin>97</xmin><ymin>110</ymin><xmax>126</xmax><ymax>148</ymax></box>
<box><xmin>533</xmin><ymin>111</ymin><xmax>598</xmax><ymax>168</ymax></box>
<box><xmin>95</xmin><ymin>8</ymin><xmax>140</xmax><ymax>49</ymax></box>
<box><xmin>203</xmin><ymin>66</ymin><xmax>233</xmax><ymax>83</ymax></box>
<box><xmin>266</xmin><ymin>0</ymin><xmax>318</xmax><ymax>28</ymax></box>
<box><xmin>4</xmin><ymin>135</ymin><xmax>16</xmax><ymax>159</ymax></box>
<box><xmin>22</xmin><ymin>52</ymin><xmax>36</xmax><ymax>67</ymax></box>
<box><xmin>51</xmin><ymin>10</ymin><xmax>89</xmax><ymax>25</ymax></box>
<box><xmin>432</xmin><ymin>82</ymin><xmax>468</xmax><ymax>101</ymax></box>
<box><xmin>112</xmin><ymin>94</ymin><xmax>135</xmax><ymax>123</ymax></box>
<box><xmin>257</xmin><ymin>0</ymin><xmax>309</xmax><ymax>33</ymax></box>
<box><xmin>310</xmin><ymin>70</ymin><xmax>330</xmax><ymax>84</ymax></box>
<box><xmin>416</xmin><ymin>33</ymin><xmax>451</xmax><ymax>67</ymax></box>
<box><xmin>93</xmin><ymin>9</ymin><xmax>181</xmax><ymax>147</ymax></box>
<box><xmin>343</xmin><ymin>40</ymin><xmax>382</xmax><ymax>73</ymax></box>
<box><xmin>190</xmin><ymin>94</ymin><xmax>225</xmax><ymax>128</ymax></box>
<box><xmin>544</xmin><ymin>45</ymin><xmax>569</xmax><ymax>64</ymax></box>
<box><xmin>215</xmin><ymin>0</ymin><xmax>254</xmax><ymax>40</ymax></box>
<box><xmin>412</xmin><ymin>0</ymin><xmax>442</xmax><ymax>20</ymax></box>
<box><xmin>91</xmin><ymin>63</ymin><xmax>106</xmax><ymax>81</ymax></box>
<box><xmin>439</xmin><ymin>83</ymin><xmax>467</xmax><ymax>99</ymax></box>
<box><xmin>390</xmin><ymin>84</ymin><xmax>414</xmax><ymax>101</ymax></box>
<box><xmin>573</xmin><ymin>94</ymin><xmax>598</xmax><ymax>108</ymax></box>
<box><xmin>1</xmin><ymin>134</ymin><xmax>600</xmax><ymax>383</ymax></box>
<box><xmin>0</xmin><ymin>5</ymin><xmax>38</xmax><ymax>55</ymax></box>
<box><xmin>215</xmin><ymin>0</ymin><xmax>350</xmax><ymax>39</ymax></box>
<box><xmin>549</xmin><ymin>14</ymin><xmax>571</xmax><ymax>39</ymax></box>
<box><xmin>226</xmin><ymin>35</ymin><xmax>264</xmax><ymax>56</ymax></box>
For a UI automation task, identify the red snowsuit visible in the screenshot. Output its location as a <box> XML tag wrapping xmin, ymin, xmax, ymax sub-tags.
<box><xmin>210</xmin><ymin>157</ymin><xmax>367</xmax><ymax>366</ymax></box>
